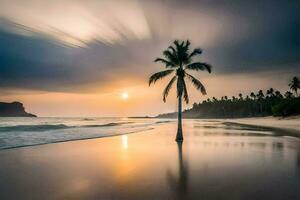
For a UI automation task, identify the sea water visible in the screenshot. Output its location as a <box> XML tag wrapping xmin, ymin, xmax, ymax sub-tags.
<box><xmin>0</xmin><ymin>117</ymin><xmax>174</xmax><ymax>149</ymax></box>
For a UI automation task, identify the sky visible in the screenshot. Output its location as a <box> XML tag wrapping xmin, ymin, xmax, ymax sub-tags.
<box><xmin>0</xmin><ymin>0</ymin><xmax>299</xmax><ymax>117</ymax></box>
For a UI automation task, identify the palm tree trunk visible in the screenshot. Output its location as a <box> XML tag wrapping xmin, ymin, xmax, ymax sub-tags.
<box><xmin>176</xmin><ymin>96</ymin><xmax>183</xmax><ymax>142</ymax></box>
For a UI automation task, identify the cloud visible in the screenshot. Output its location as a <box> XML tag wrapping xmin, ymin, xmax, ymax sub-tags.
<box><xmin>0</xmin><ymin>0</ymin><xmax>299</xmax><ymax>93</ymax></box>
<box><xmin>0</xmin><ymin>0</ymin><xmax>152</xmax><ymax>46</ymax></box>
<box><xmin>0</xmin><ymin>19</ymin><xmax>160</xmax><ymax>92</ymax></box>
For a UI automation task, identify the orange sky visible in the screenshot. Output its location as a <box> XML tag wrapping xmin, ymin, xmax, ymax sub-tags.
<box><xmin>0</xmin><ymin>0</ymin><xmax>299</xmax><ymax>117</ymax></box>
<box><xmin>1</xmin><ymin>70</ymin><xmax>294</xmax><ymax>117</ymax></box>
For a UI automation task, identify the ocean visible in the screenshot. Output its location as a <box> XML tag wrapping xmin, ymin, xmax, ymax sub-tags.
<box><xmin>0</xmin><ymin>117</ymin><xmax>174</xmax><ymax>149</ymax></box>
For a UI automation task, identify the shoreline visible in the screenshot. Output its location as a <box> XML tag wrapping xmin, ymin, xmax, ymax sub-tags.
<box><xmin>0</xmin><ymin>127</ymin><xmax>154</xmax><ymax>151</ymax></box>
<box><xmin>221</xmin><ymin>116</ymin><xmax>300</xmax><ymax>133</ymax></box>
<box><xmin>222</xmin><ymin>121</ymin><xmax>300</xmax><ymax>139</ymax></box>
<box><xmin>1</xmin><ymin>116</ymin><xmax>299</xmax><ymax>151</ymax></box>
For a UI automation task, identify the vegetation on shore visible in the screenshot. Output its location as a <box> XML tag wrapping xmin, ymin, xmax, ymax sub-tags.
<box><xmin>157</xmin><ymin>76</ymin><xmax>300</xmax><ymax>118</ymax></box>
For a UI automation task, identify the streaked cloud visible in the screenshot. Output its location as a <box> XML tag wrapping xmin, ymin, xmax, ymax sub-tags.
<box><xmin>0</xmin><ymin>0</ymin><xmax>299</xmax><ymax>116</ymax></box>
<box><xmin>0</xmin><ymin>0</ymin><xmax>151</xmax><ymax>46</ymax></box>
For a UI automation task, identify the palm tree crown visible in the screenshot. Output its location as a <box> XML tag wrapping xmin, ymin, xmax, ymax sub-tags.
<box><xmin>289</xmin><ymin>76</ymin><xmax>300</xmax><ymax>96</ymax></box>
<box><xmin>266</xmin><ymin>88</ymin><xmax>274</xmax><ymax>97</ymax></box>
<box><xmin>149</xmin><ymin>40</ymin><xmax>212</xmax><ymax>104</ymax></box>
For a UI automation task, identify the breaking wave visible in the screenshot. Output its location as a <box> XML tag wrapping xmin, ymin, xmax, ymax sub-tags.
<box><xmin>0</xmin><ymin>122</ymin><xmax>134</xmax><ymax>132</ymax></box>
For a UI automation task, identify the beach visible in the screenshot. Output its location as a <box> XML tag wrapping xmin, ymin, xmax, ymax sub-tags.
<box><xmin>224</xmin><ymin>116</ymin><xmax>300</xmax><ymax>134</ymax></box>
<box><xmin>0</xmin><ymin>119</ymin><xmax>300</xmax><ymax>200</ymax></box>
<box><xmin>1</xmin><ymin>0</ymin><xmax>299</xmax><ymax>199</ymax></box>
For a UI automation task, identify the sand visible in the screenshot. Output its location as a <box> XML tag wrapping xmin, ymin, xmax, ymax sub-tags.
<box><xmin>222</xmin><ymin>116</ymin><xmax>300</xmax><ymax>133</ymax></box>
<box><xmin>0</xmin><ymin>120</ymin><xmax>299</xmax><ymax>200</ymax></box>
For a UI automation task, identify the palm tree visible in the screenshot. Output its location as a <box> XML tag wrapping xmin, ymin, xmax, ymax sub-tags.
<box><xmin>266</xmin><ymin>88</ymin><xmax>274</xmax><ymax>98</ymax></box>
<box><xmin>284</xmin><ymin>91</ymin><xmax>293</xmax><ymax>98</ymax></box>
<box><xmin>289</xmin><ymin>76</ymin><xmax>300</xmax><ymax>97</ymax></box>
<box><xmin>257</xmin><ymin>90</ymin><xmax>264</xmax><ymax>100</ymax></box>
<box><xmin>238</xmin><ymin>93</ymin><xmax>243</xmax><ymax>100</ymax></box>
<box><xmin>250</xmin><ymin>92</ymin><xmax>256</xmax><ymax>100</ymax></box>
<box><xmin>275</xmin><ymin>90</ymin><xmax>283</xmax><ymax>99</ymax></box>
<box><xmin>256</xmin><ymin>90</ymin><xmax>264</xmax><ymax>113</ymax></box>
<box><xmin>149</xmin><ymin>40</ymin><xmax>212</xmax><ymax>142</ymax></box>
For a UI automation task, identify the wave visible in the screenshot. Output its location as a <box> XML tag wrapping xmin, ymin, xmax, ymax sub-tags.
<box><xmin>81</xmin><ymin>122</ymin><xmax>133</xmax><ymax>128</ymax></box>
<box><xmin>82</xmin><ymin>118</ymin><xmax>95</xmax><ymax>121</ymax></box>
<box><xmin>0</xmin><ymin>127</ymin><xmax>154</xmax><ymax>150</ymax></box>
<box><xmin>0</xmin><ymin>124</ymin><xmax>70</xmax><ymax>132</ymax></box>
<box><xmin>155</xmin><ymin>120</ymin><xmax>172</xmax><ymax>124</ymax></box>
<box><xmin>0</xmin><ymin>122</ymin><xmax>134</xmax><ymax>132</ymax></box>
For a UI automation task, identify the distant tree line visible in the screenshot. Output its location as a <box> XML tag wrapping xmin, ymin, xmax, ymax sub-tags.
<box><xmin>157</xmin><ymin>76</ymin><xmax>300</xmax><ymax>118</ymax></box>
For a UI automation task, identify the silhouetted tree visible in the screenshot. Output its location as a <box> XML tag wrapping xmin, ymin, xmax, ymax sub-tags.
<box><xmin>266</xmin><ymin>88</ymin><xmax>274</xmax><ymax>98</ymax></box>
<box><xmin>256</xmin><ymin>90</ymin><xmax>264</xmax><ymax>113</ymax></box>
<box><xmin>289</xmin><ymin>76</ymin><xmax>300</xmax><ymax>96</ymax></box>
<box><xmin>275</xmin><ymin>90</ymin><xmax>283</xmax><ymax>99</ymax></box>
<box><xmin>250</xmin><ymin>92</ymin><xmax>256</xmax><ymax>100</ymax></box>
<box><xmin>257</xmin><ymin>90</ymin><xmax>264</xmax><ymax>99</ymax></box>
<box><xmin>285</xmin><ymin>91</ymin><xmax>293</xmax><ymax>98</ymax></box>
<box><xmin>149</xmin><ymin>40</ymin><xmax>212</xmax><ymax>142</ymax></box>
<box><xmin>157</xmin><ymin>77</ymin><xmax>300</xmax><ymax>118</ymax></box>
<box><xmin>238</xmin><ymin>93</ymin><xmax>243</xmax><ymax>100</ymax></box>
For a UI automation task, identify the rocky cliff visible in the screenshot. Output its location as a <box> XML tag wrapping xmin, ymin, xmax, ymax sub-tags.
<box><xmin>0</xmin><ymin>102</ymin><xmax>36</xmax><ymax>117</ymax></box>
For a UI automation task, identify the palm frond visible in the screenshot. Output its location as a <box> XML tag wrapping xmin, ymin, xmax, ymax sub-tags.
<box><xmin>185</xmin><ymin>73</ymin><xmax>207</xmax><ymax>95</ymax></box>
<box><xmin>184</xmin><ymin>40</ymin><xmax>190</xmax><ymax>49</ymax></box>
<box><xmin>182</xmin><ymin>77</ymin><xmax>189</xmax><ymax>104</ymax></box>
<box><xmin>163</xmin><ymin>76</ymin><xmax>177</xmax><ymax>102</ymax></box>
<box><xmin>149</xmin><ymin>69</ymin><xmax>174</xmax><ymax>86</ymax></box>
<box><xmin>180</xmin><ymin>41</ymin><xmax>184</xmax><ymax>47</ymax></box>
<box><xmin>185</xmin><ymin>62</ymin><xmax>212</xmax><ymax>73</ymax></box>
<box><xmin>177</xmin><ymin>76</ymin><xmax>189</xmax><ymax>103</ymax></box>
<box><xmin>189</xmin><ymin>48</ymin><xmax>202</xmax><ymax>58</ymax></box>
<box><xmin>168</xmin><ymin>45</ymin><xmax>177</xmax><ymax>55</ymax></box>
<box><xmin>183</xmin><ymin>40</ymin><xmax>190</xmax><ymax>54</ymax></box>
<box><xmin>174</xmin><ymin>40</ymin><xmax>181</xmax><ymax>53</ymax></box>
<box><xmin>163</xmin><ymin>50</ymin><xmax>178</xmax><ymax>65</ymax></box>
<box><xmin>173</xmin><ymin>40</ymin><xmax>190</xmax><ymax>66</ymax></box>
<box><xmin>154</xmin><ymin>57</ymin><xmax>175</xmax><ymax>67</ymax></box>
<box><xmin>182</xmin><ymin>40</ymin><xmax>191</xmax><ymax>64</ymax></box>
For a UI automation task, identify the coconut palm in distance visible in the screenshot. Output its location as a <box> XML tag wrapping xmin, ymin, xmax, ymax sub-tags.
<box><xmin>289</xmin><ymin>76</ymin><xmax>300</xmax><ymax>97</ymax></box>
<box><xmin>149</xmin><ymin>40</ymin><xmax>212</xmax><ymax>142</ymax></box>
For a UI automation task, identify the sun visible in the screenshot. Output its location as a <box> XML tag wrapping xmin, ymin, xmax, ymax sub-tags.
<box><xmin>121</xmin><ymin>92</ymin><xmax>129</xmax><ymax>100</ymax></box>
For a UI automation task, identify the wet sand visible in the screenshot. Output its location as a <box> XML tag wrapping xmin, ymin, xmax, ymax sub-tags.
<box><xmin>0</xmin><ymin>120</ymin><xmax>300</xmax><ymax>200</ymax></box>
<box><xmin>223</xmin><ymin>116</ymin><xmax>300</xmax><ymax>133</ymax></box>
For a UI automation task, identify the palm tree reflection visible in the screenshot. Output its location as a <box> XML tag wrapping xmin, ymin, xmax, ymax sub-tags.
<box><xmin>167</xmin><ymin>142</ymin><xmax>189</xmax><ymax>200</ymax></box>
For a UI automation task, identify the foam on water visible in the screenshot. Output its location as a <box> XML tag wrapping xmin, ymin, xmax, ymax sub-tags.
<box><xmin>0</xmin><ymin>117</ymin><xmax>174</xmax><ymax>149</ymax></box>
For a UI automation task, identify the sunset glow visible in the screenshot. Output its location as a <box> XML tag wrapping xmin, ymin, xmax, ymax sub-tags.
<box><xmin>0</xmin><ymin>1</ymin><xmax>299</xmax><ymax>199</ymax></box>
<box><xmin>0</xmin><ymin>0</ymin><xmax>299</xmax><ymax>117</ymax></box>
<box><xmin>121</xmin><ymin>92</ymin><xmax>129</xmax><ymax>100</ymax></box>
